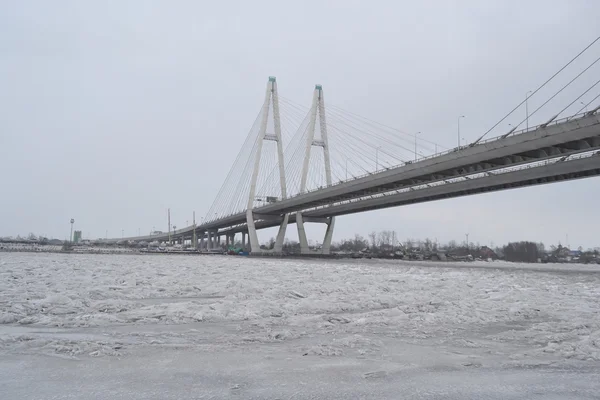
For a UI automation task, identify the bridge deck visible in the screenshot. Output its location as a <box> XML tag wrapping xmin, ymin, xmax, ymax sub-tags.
<box><xmin>104</xmin><ymin>112</ymin><xmax>600</xmax><ymax>244</ymax></box>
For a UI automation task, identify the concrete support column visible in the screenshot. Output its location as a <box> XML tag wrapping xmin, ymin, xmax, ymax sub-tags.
<box><xmin>207</xmin><ymin>231</ymin><xmax>212</xmax><ymax>250</ymax></box>
<box><xmin>246</xmin><ymin>210</ymin><xmax>260</xmax><ymax>253</ymax></box>
<box><xmin>322</xmin><ymin>217</ymin><xmax>335</xmax><ymax>255</ymax></box>
<box><xmin>242</xmin><ymin>232</ymin><xmax>247</xmax><ymax>250</ymax></box>
<box><xmin>274</xmin><ymin>214</ymin><xmax>289</xmax><ymax>253</ymax></box>
<box><xmin>200</xmin><ymin>234</ymin><xmax>205</xmax><ymax>251</ymax></box>
<box><xmin>296</xmin><ymin>213</ymin><xmax>310</xmax><ymax>254</ymax></box>
<box><xmin>296</xmin><ymin>214</ymin><xmax>335</xmax><ymax>255</ymax></box>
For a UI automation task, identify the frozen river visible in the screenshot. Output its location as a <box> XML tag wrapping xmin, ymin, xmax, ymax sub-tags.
<box><xmin>1</xmin><ymin>253</ymin><xmax>599</xmax><ymax>399</ymax></box>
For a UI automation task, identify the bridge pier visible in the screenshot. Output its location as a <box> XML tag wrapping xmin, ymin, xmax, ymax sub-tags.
<box><xmin>296</xmin><ymin>214</ymin><xmax>335</xmax><ymax>255</ymax></box>
<box><xmin>206</xmin><ymin>231</ymin><xmax>213</xmax><ymax>250</ymax></box>
<box><xmin>274</xmin><ymin>215</ymin><xmax>289</xmax><ymax>253</ymax></box>
<box><xmin>225</xmin><ymin>234</ymin><xmax>235</xmax><ymax>248</ymax></box>
<box><xmin>242</xmin><ymin>232</ymin><xmax>247</xmax><ymax>250</ymax></box>
<box><xmin>296</xmin><ymin>213</ymin><xmax>309</xmax><ymax>253</ymax></box>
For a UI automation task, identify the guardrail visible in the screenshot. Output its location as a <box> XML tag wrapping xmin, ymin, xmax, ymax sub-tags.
<box><xmin>300</xmin><ymin>150</ymin><xmax>600</xmax><ymax>213</ymax></box>
<box><xmin>266</xmin><ymin>110</ymin><xmax>595</xmax><ymax>201</ymax></box>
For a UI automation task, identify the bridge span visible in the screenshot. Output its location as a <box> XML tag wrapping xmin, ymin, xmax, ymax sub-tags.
<box><xmin>103</xmin><ymin>77</ymin><xmax>600</xmax><ymax>254</ymax></box>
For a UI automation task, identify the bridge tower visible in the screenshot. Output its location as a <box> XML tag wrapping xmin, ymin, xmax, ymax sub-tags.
<box><xmin>246</xmin><ymin>76</ymin><xmax>289</xmax><ymax>253</ymax></box>
<box><xmin>296</xmin><ymin>84</ymin><xmax>335</xmax><ymax>254</ymax></box>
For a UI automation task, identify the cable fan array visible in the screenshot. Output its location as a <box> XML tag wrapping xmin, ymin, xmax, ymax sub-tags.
<box><xmin>205</xmin><ymin>92</ymin><xmax>448</xmax><ymax>223</ymax></box>
<box><xmin>203</xmin><ymin>97</ymin><xmax>305</xmax><ymax>222</ymax></box>
<box><xmin>205</xmin><ymin>35</ymin><xmax>600</xmax><ymax>224</ymax></box>
<box><xmin>474</xmin><ymin>35</ymin><xmax>600</xmax><ymax>144</ymax></box>
<box><xmin>257</xmin><ymin>96</ymin><xmax>448</xmax><ymax>199</ymax></box>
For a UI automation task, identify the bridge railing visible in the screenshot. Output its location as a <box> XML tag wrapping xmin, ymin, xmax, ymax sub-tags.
<box><xmin>476</xmin><ymin>111</ymin><xmax>591</xmax><ymax>146</ymax></box>
<box><xmin>284</xmin><ymin>111</ymin><xmax>590</xmax><ymax>200</ymax></box>
<box><xmin>299</xmin><ymin>150</ymin><xmax>599</xmax><ymax>214</ymax></box>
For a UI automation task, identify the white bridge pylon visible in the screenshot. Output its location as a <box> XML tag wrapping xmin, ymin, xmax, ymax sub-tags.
<box><xmin>246</xmin><ymin>77</ymin><xmax>289</xmax><ymax>253</ymax></box>
<box><xmin>296</xmin><ymin>84</ymin><xmax>335</xmax><ymax>255</ymax></box>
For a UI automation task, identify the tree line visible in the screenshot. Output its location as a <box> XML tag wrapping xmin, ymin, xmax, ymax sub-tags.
<box><xmin>263</xmin><ymin>231</ymin><xmax>599</xmax><ymax>263</ymax></box>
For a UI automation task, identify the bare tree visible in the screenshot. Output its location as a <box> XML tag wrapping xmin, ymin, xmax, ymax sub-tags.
<box><xmin>377</xmin><ymin>231</ymin><xmax>392</xmax><ymax>250</ymax></box>
<box><xmin>369</xmin><ymin>231</ymin><xmax>377</xmax><ymax>249</ymax></box>
<box><xmin>423</xmin><ymin>238</ymin><xmax>433</xmax><ymax>251</ymax></box>
<box><xmin>353</xmin><ymin>234</ymin><xmax>368</xmax><ymax>251</ymax></box>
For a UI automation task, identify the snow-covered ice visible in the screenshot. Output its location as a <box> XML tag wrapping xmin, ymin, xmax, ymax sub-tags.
<box><xmin>1</xmin><ymin>252</ymin><xmax>599</xmax><ymax>399</ymax></box>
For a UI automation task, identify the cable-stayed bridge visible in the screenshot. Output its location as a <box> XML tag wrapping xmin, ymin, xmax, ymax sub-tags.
<box><xmin>104</xmin><ymin>40</ymin><xmax>600</xmax><ymax>254</ymax></box>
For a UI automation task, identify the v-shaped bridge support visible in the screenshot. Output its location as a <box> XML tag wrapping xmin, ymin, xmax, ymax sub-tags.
<box><xmin>296</xmin><ymin>84</ymin><xmax>335</xmax><ymax>254</ymax></box>
<box><xmin>245</xmin><ymin>77</ymin><xmax>289</xmax><ymax>253</ymax></box>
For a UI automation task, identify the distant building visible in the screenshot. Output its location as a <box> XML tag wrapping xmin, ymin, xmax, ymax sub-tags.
<box><xmin>73</xmin><ymin>230</ymin><xmax>82</xmax><ymax>243</ymax></box>
<box><xmin>479</xmin><ymin>246</ymin><xmax>498</xmax><ymax>260</ymax></box>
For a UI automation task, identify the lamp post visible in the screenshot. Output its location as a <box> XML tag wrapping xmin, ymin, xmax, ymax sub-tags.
<box><xmin>415</xmin><ymin>132</ymin><xmax>421</xmax><ymax>161</ymax></box>
<box><xmin>458</xmin><ymin>116</ymin><xmax>465</xmax><ymax>148</ymax></box>
<box><xmin>580</xmin><ymin>101</ymin><xmax>588</xmax><ymax>113</ymax></box>
<box><xmin>526</xmin><ymin>91</ymin><xmax>532</xmax><ymax>130</ymax></box>
<box><xmin>70</xmin><ymin>219</ymin><xmax>75</xmax><ymax>243</ymax></box>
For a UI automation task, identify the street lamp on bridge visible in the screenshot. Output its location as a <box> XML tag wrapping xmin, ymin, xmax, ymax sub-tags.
<box><xmin>415</xmin><ymin>132</ymin><xmax>421</xmax><ymax>161</ymax></box>
<box><xmin>526</xmin><ymin>91</ymin><xmax>532</xmax><ymax>130</ymax></box>
<box><xmin>458</xmin><ymin>116</ymin><xmax>465</xmax><ymax>148</ymax></box>
<box><xmin>70</xmin><ymin>219</ymin><xmax>74</xmax><ymax>243</ymax></box>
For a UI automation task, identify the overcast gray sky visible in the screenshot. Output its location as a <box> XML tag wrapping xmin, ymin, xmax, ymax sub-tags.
<box><xmin>1</xmin><ymin>0</ymin><xmax>599</xmax><ymax>248</ymax></box>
